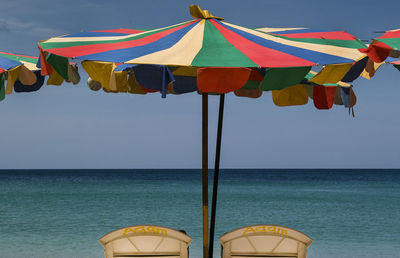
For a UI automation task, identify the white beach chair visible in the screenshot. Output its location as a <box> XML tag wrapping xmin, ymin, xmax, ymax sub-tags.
<box><xmin>99</xmin><ymin>225</ymin><xmax>192</xmax><ymax>258</ymax></box>
<box><xmin>219</xmin><ymin>224</ymin><xmax>312</xmax><ymax>258</ymax></box>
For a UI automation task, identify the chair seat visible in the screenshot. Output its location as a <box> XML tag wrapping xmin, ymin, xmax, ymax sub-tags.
<box><xmin>114</xmin><ymin>256</ymin><xmax>180</xmax><ymax>258</ymax></box>
<box><xmin>232</xmin><ymin>256</ymin><xmax>296</xmax><ymax>258</ymax></box>
<box><xmin>99</xmin><ymin>225</ymin><xmax>192</xmax><ymax>258</ymax></box>
<box><xmin>219</xmin><ymin>225</ymin><xmax>312</xmax><ymax>258</ymax></box>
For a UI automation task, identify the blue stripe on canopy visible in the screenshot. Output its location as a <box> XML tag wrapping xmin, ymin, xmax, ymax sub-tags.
<box><xmin>217</xmin><ymin>20</ymin><xmax>354</xmax><ymax>65</ymax></box>
<box><xmin>77</xmin><ymin>20</ymin><xmax>200</xmax><ymax>63</ymax></box>
<box><xmin>0</xmin><ymin>55</ymin><xmax>22</xmax><ymax>70</ymax></box>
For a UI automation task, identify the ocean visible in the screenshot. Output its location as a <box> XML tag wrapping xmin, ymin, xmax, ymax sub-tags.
<box><xmin>0</xmin><ymin>169</ymin><xmax>399</xmax><ymax>258</ymax></box>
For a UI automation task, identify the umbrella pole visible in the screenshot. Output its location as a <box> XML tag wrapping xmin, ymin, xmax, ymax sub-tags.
<box><xmin>202</xmin><ymin>93</ymin><xmax>209</xmax><ymax>258</ymax></box>
<box><xmin>209</xmin><ymin>93</ymin><xmax>225</xmax><ymax>258</ymax></box>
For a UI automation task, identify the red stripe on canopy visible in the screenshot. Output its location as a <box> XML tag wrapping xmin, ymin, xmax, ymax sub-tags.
<box><xmin>211</xmin><ymin>20</ymin><xmax>316</xmax><ymax>67</ymax></box>
<box><xmin>0</xmin><ymin>68</ymin><xmax>5</xmax><ymax>73</ymax></box>
<box><xmin>271</xmin><ymin>31</ymin><xmax>357</xmax><ymax>40</ymax></box>
<box><xmin>377</xmin><ymin>30</ymin><xmax>400</xmax><ymax>39</ymax></box>
<box><xmin>93</xmin><ymin>29</ymin><xmax>144</xmax><ymax>34</ymax></box>
<box><xmin>45</xmin><ymin>21</ymin><xmax>197</xmax><ymax>58</ymax></box>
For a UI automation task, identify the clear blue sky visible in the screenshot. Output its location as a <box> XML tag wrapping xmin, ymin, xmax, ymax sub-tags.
<box><xmin>0</xmin><ymin>0</ymin><xmax>399</xmax><ymax>169</ymax></box>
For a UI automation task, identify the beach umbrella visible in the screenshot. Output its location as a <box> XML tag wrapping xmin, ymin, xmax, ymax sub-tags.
<box><xmin>0</xmin><ymin>51</ymin><xmax>44</xmax><ymax>101</ymax></box>
<box><xmin>376</xmin><ymin>29</ymin><xmax>400</xmax><ymax>71</ymax></box>
<box><xmin>37</xmin><ymin>5</ymin><xmax>369</xmax><ymax>258</ymax></box>
<box><xmin>0</xmin><ymin>51</ymin><xmax>80</xmax><ymax>101</ymax></box>
<box><xmin>360</xmin><ymin>29</ymin><xmax>400</xmax><ymax>63</ymax></box>
<box><xmin>359</xmin><ymin>29</ymin><xmax>400</xmax><ymax>75</ymax></box>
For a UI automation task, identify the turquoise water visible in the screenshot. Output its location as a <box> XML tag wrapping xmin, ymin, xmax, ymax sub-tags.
<box><xmin>0</xmin><ymin>169</ymin><xmax>399</xmax><ymax>258</ymax></box>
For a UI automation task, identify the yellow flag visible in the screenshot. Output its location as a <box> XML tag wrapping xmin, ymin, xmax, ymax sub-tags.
<box><xmin>82</xmin><ymin>61</ymin><xmax>116</xmax><ymax>91</ymax></box>
<box><xmin>272</xmin><ymin>84</ymin><xmax>308</xmax><ymax>106</ymax></box>
<box><xmin>47</xmin><ymin>69</ymin><xmax>64</xmax><ymax>86</ymax></box>
<box><xmin>6</xmin><ymin>66</ymin><xmax>22</xmax><ymax>94</ymax></box>
<box><xmin>310</xmin><ymin>63</ymin><xmax>353</xmax><ymax>85</ymax></box>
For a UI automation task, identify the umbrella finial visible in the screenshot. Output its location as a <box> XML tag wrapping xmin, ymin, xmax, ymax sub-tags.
<box><xmin>189</xmin><ymin>5</ymin><xmax>224</xmax><ymax>20</ymax></box>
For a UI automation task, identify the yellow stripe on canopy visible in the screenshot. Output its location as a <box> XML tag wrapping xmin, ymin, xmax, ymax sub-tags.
<box><xmin>127</xmin><ymin>20</ymin><xmax>205</xmax><ymax>66</ymax></box>
<box><xmin>256</xmin><ymin>28</ymin><xmax>306</xmax><ymax>33</ymax></box>
<box><xmin>44</xmin><ymin>34</ymin><xmax>136</xmax><ymax>43</ymax></box>
<box><xmin>43</xmin><ymin>21</ymin><xmax>195</xmax><ymax>43</ymax></box>
<box><xmin>222</xmin><ymin>22</ymin><xmax>366</xmax><ymax>61</ymax></box>
<box><xmin>20</xmin><ymin>61</ymin><xmax>40</xmax><ymax>71</ymax></box>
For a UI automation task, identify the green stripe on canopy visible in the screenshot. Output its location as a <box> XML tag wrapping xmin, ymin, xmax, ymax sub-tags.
<box><xmin>378</xmin><ymin>38</ymin><xmax>400</xmax><ymax>50</ymax></box>
<box><xmin>0</xmin><ymin>53</ymin><xmax>37</xmax><ymax>64</ymax></box>
<box><xmin>264</xmin><ymin>33</ymin><xmax>367</xmax><ymax>49</ymax></box>
<box><xmin>191</xmin><ymin>20</ymin><xmax>257</xmax><ymax>67</ymax></box>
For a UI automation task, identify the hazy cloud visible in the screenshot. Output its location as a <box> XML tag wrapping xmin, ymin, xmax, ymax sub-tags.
<box><xmin>4</xmin><ymin>18</ymin><xmax>66</xmax><ymax>37</ymax></box>
<box><xmin>0</xmin><ymin>20</ymin><xmax>10</xmax><ymax>32</ymax></box>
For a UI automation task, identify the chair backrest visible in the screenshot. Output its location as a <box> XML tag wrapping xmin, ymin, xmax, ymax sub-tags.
<box><xmin>219</xmin><ymin>225</ymin><xmax>312</xmax><ymax>258</ymax></box>
<box><xmin>99</xmin><ymin>225</ymin><xmax>192</xmax><ymax>258</ymax></box>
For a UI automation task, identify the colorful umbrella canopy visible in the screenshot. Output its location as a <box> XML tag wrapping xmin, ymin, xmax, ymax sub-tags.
<box><xmin>378</xmin><ymin>29</ymin><xmax>400</xmax><ymax>70</ymax></box>
<box><xmin>0</xmin><ymin>51</ymin><xmax>39</xmax><ymax>72</ymax></box>
<box><xmin>37</xmin><ymin>5</ymin><xmax>370</xmax><ymax>258</ymax></box>
<box><xmin>39</xmin><ymin>14</ymin><xmax>367</xmax><ymax>68</ymax></box>
<box><xmin>0</xmin><ymin>51</ymin><xmax>81</xmax><ymax>101</ymax></box>
<box><xmin>0</xmin><ymin>51</ymin><xmax>44</xmax><ymax>101</ymax></box>
<box><xmin>360</xmin><ymin>29</ymin><xmax>400</xmax><ymax>63</ymax></box>
<box><xmin>358</xmin><ymin>29</ymin><xmax>400</xmax><ymax>76</ymax></box>
<box><xmin>38</xmin><ymin>7</ymin><xmax>368</xmax><ymax>109</ymax></box>
<box><xmin>38</xmin><ymin>9</ymin><xmax>367</xmax><ymax>73</ymax></box>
